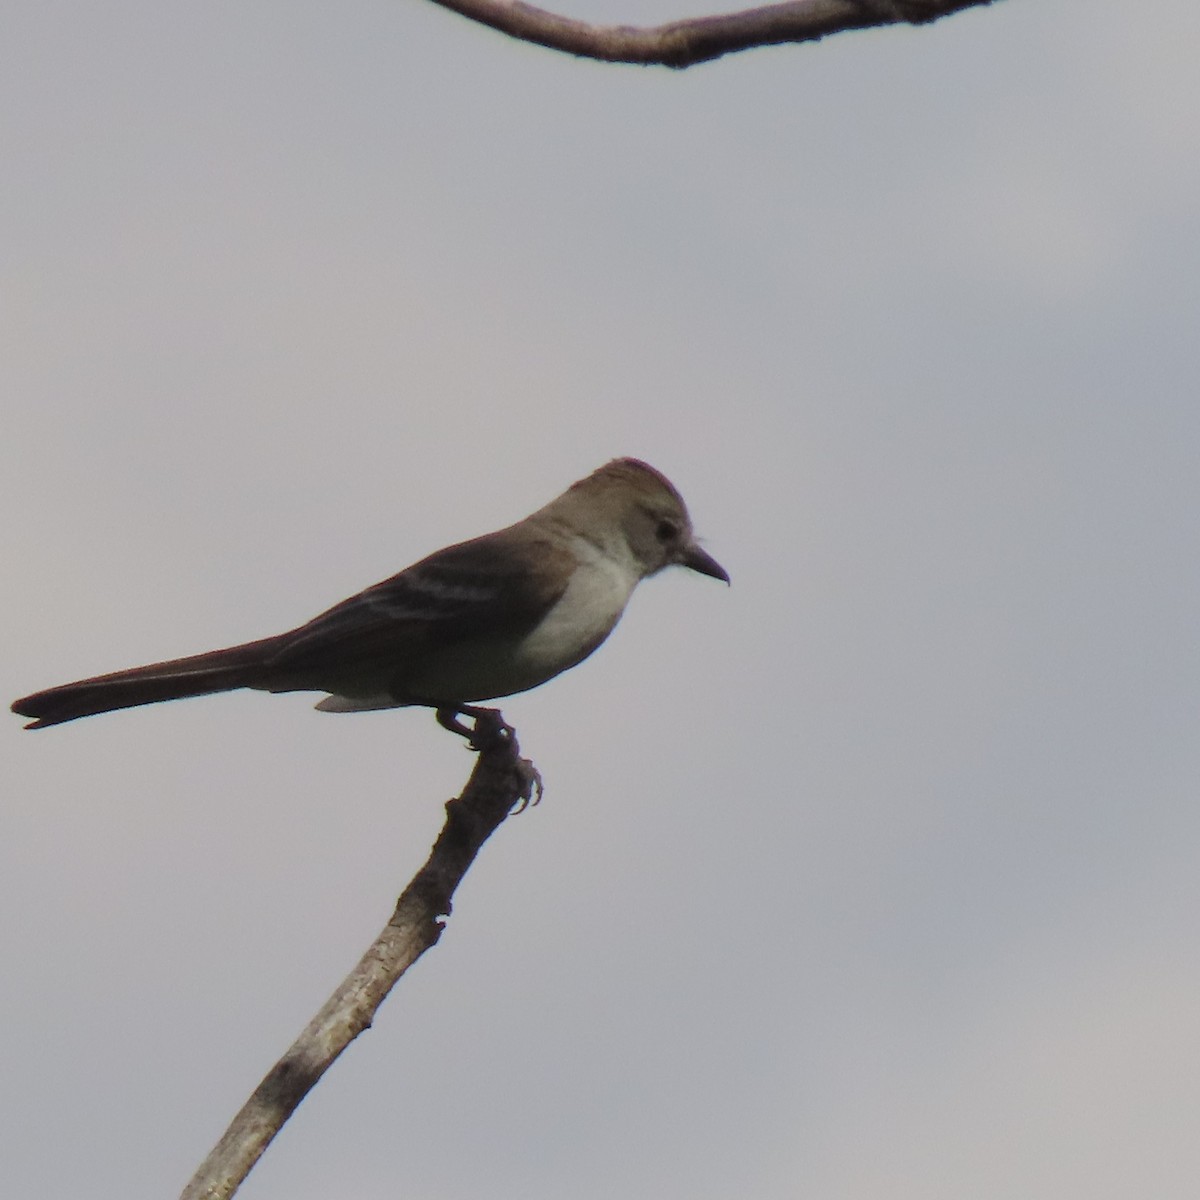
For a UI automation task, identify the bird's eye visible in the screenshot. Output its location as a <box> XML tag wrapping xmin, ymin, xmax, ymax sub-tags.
<box><xmin>655</xmin><ymin>518</ymin><xmax>679</xmax><ymax>543</ymax></box>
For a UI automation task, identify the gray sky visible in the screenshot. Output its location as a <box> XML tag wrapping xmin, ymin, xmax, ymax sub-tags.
<box><xmin>5</xmin><ymin>2</ymin><xmax>1200</xmax><ymax>1197</ymax></box>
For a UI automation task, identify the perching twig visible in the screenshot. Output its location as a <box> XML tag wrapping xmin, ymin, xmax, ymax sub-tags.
<box><xmin>181</xmin><ymin>709</ymin><xmax>538</xmax><ymax>1200</ymax></box>
<box><xmin>424</xmin><ymin>0</ymin><xmax>1002</xmax><ymax>69</ymax></box>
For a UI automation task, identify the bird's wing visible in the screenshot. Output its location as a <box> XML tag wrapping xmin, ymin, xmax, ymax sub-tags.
<box><xmin>264</xmin><ymin>528</ymin><xmax>574</xmax><ymax>680</ymax></box>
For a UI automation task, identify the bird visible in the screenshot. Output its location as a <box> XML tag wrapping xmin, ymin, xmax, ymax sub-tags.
<box><xmin>12</xmin><ymin>458</ymin><xmax>728</xmax><ymax>732</ymax></box>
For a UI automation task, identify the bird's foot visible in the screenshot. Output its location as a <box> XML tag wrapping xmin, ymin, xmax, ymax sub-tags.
<box><xmin>435</xmin><ymin>705</ymin><xmax>544</xmax><ymax>810</ymax></box>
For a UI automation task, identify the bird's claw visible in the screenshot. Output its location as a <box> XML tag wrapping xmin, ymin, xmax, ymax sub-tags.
<box><xmin>511</xmin><ymin>758</ymin><xmax>544</xmax><ymax>813</ymax></box>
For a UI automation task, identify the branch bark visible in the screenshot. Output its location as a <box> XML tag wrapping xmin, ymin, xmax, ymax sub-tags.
<box><xmin>181</xmin><ymin>709</ymin><xmax>539</xmax><ymax>1200</ymax></box>
<box><xmin>425</xmin><ymin>0</ymin><xmax>1002</xmax><ymax>68</ymax></box>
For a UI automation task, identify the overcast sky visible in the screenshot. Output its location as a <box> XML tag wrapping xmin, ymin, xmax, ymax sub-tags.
<box><xmin>5</xmin><ymin>2</ymin><xmax>1200</xmax><ymax>1197</ymax></box>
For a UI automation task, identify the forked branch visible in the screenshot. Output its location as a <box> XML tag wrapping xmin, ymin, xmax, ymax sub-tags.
<box><xmin>425</xmin><ymin>0</ymin><xmax>1002</xmax><ymax>68</ymax></box>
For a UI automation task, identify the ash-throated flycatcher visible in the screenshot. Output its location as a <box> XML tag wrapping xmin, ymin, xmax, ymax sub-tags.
<box><xmin>12</xmin><ymin>458</ymin><xmax>727</xmax><ymax>731</ymax></box>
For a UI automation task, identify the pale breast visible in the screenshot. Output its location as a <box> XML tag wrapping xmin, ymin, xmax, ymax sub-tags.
<box><xmin>515</xmin><ymin>544</ymin><xmax>639</xmax><ymax>679</ymax></box>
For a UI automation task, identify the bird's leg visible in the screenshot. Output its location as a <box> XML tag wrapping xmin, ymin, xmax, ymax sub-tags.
<box><xmin>434</xmin><ymin>705</ymin><xmax>544</xmax><ymax>810</ymax></box>
<box><xmin>435</xmin><ymin>704</ymin><xmax>500</xmax><ymax>747</ymax></box>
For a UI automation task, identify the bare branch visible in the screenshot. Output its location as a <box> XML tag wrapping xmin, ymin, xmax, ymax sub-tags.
<box><xmin>181</xmin><ymin>709</ymin><xmax>539</xmax><ymax>1200</ymax></box>
<box><xmin>424</xmin><ymin>0</ymin><xmax>1002</xmax><ymax>68</ymax></box>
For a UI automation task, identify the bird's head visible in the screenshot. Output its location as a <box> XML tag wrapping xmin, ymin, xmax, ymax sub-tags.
<box><xmin>572</xmin><ymin>457</ymin><xmax>729</xmax><ymax>583</ymax></box>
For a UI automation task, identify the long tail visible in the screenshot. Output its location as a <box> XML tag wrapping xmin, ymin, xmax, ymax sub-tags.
<box><xmin>11</xmin><ymin>636</ymin><xmax>286</xmax><ymax>729</ymax></box>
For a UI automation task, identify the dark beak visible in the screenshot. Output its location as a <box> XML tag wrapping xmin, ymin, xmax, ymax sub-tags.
<box><xmin>681</xmin><ymin>543</ymin><xmax>730</xmax><ymax>584</ymax></box>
